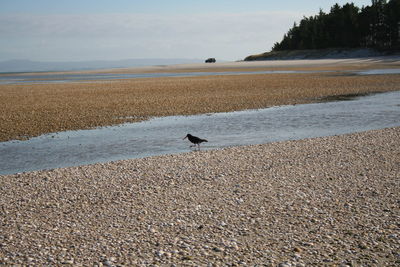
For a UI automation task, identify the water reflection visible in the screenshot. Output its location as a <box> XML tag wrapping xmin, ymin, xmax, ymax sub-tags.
<box><xmin>1</xmin><ymin>91</ymin><xmax>399</xmax><ymax>175</ymax></box>
<box><xmin>1</xmin><ymin>68</ymin><xmax>399</xmax><ymax>84</ymax></box>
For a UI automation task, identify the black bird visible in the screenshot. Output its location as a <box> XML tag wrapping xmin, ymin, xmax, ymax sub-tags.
<box><xmin>183</xmin><ymin>134</ymin><xmax>208</xmax><ymax>150</ymax></box>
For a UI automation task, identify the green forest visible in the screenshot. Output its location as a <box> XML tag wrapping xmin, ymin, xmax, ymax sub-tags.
<box><xmin>272</xmin><ymin>0</ymin><xmax>400</xmax><ymax>52</ymax></box>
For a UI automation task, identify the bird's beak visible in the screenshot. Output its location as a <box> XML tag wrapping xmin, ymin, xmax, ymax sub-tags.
<box><xmin>183</xmin><ymin>136</ymin><xmax>187</xmax><ymax>140</ymax></box>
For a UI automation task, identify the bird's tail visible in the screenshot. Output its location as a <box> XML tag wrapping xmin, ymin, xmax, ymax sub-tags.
<box><xmin>202</xmin><ymin>139</ymin><xmax>208</xmax><ymax>142</ymax></box>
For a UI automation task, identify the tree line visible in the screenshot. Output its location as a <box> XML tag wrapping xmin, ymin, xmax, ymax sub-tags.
<box><xmin>272</xmin><ymin>0</ymin><xmax>400</xmax><ymax>52</ymax></box>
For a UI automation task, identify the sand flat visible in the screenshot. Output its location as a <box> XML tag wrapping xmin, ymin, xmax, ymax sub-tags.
<box><xmin>1</xmin><ymin>56</ymin><xmax>399</xmax><ymax>76</ymax></box>
<box><xmin>1</xmin><ymin>67</ymin><xmax>400</xmax><ymax>142</ymax></box>
<box><xmin>90</xmin><ymin>56</ymin><xmax>400</xmax><ymax>73</ymax></box>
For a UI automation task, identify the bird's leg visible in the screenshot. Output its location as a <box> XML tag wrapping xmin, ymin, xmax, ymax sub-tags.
<box><xmin>189</xmin><ymin>144</ymin><xmax>197</xmax><ymax>150</ymax></box>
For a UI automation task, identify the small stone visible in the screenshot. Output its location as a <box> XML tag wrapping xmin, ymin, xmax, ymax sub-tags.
<box><xmin>302</xmin><ymin>242</ymin><xmax>314</xmax><ymax>247</ymax></box>
<box><xmin>212</xmin><ymin>247</ymin><xmax>224</xmax><ymax>252</ymax></box>
<box><xmin>358</xmin><ymin>242</ymin><xmax>368</xmax><ymax>249</ymax></box>
<box><xmin>156</xmin><ymin>250</ymin><xmax>165</xmax><ymax>257</ymax></box>
<box><xmin>63</xmin><ymin>259</ymin><xmax>74</xmax><ymax>265</ymax></box>
<box><xmin>232</xmin><ymin>244</ymin><xmax>239</xmax><ymax>250</ymax></box>
<box><xmin>182</xmin><ymin>255</ymin><xmax>193</xmax><ymax>260</ymax></box>
<box><xmin>103</xmin><ymin>260</ymin><xmax>113</xmax><ymax>267</ymax></box>
<box><xmin>236</xmin><ymin>198</ymin><xmax>244</xmax><ymax>204</ymax></box>
<box><xmin>164</xmin><ymin>252</ymin><xmax>172</xmax><ymax>258</ymax></box>
<box><xmin>293</xmin><ymin>247</ymin><xmax>302</xmax><ymax>253</ymax></box>
<box><xmin>389</xmin><ymin>234</ymin><xmax>398</xmax><ymax>239</ymax></box>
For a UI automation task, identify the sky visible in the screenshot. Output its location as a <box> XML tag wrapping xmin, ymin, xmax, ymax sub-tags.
<box><xmin>0</xmin><ymin>0</ymin><xmax>372</xmax><ymax>62</ymax></box>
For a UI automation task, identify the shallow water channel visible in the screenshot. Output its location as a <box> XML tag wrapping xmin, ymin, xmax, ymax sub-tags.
<box><xmin>1</xmin><ymin>68</ymin><xmax>400</xmax><ymax>84</ymax></box>
<box><xmin>1</xmin><ymin>91</ymin><xmax>399</xmax><ymax>175</ymax></box>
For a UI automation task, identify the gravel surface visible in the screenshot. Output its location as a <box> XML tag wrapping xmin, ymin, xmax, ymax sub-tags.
<box><xmin>1</xmin><ymin>128</ymin><xmax>399</xmax><ymax>266</ymax></box>
<box><xmin>2</xmin><ymin>70</ymin><xmax>400</xmax><ymax>142</ymax></box>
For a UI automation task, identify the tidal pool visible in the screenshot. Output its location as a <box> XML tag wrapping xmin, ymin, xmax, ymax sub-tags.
<box><xmin>1</xmin><ymin>91</ymin><xmax>399</xmax><ymax>175</ymax></box>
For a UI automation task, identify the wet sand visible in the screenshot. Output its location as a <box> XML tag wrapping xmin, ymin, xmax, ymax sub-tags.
<box><xmin>120</xmin><ymin>56</ymin><xmax>400</xmax><ymax>73</ymax></box>
<box><xmin>4</xmin><ymin>56</ymin><xmax>398</xmax><ymax>75</ymax></box>
<box><xmin>1</xmin><ymin>64</ymin><xmax>400</xmax><ymax>142</ymax></box>
<box><xmin>0</xmin><ymin>127</ymin><xmax>399</xmax><ymax>266</ymax></box>
<box><xmin>75</xmin><ymin>56</ymin><xmax>400</xmax><ymax>73</ymax></box>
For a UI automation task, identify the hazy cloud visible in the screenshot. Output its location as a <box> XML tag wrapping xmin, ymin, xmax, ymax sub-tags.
<box><xmin>0</xmin><ymin>11</ymin><xmax>303</xmax><ymax>61</ymax></box>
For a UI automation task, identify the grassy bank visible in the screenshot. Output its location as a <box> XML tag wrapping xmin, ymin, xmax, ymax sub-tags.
<box><xmin>1</xmin><ymin>72</ymin><xmax>400</xmax><ymax>142</ymax></box>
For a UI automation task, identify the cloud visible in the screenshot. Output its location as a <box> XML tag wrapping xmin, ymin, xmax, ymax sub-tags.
<box><xmin>0</xmin><ymin>12</ymin><xmax>302</xmax><ymax>61</ymax></box>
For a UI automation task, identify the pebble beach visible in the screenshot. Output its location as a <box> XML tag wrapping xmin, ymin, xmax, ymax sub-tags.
<box><xmin>1</xmin><ymin>127</ymin><xmax>399</xmax><ymax>266</ymax></box>
<box><xmin>1</xmin><ymin>57</ymin><xmax>400</xmax><ymax>142</ymax></box>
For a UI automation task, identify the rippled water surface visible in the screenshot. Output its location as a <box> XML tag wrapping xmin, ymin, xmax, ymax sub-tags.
<box><xmin>1</xmin><ymin>68</ymin><xmax>399</xmax><ymax>84</ymax></box>
<box><xmin>0</xmin><ymin>70</ymin><xmax>312</xmax><ymax>84</ymax></box>
<box><xmin>1</xmin><ymin>91</ymin><xmax>399</xmax><ymax>175</ymax></box>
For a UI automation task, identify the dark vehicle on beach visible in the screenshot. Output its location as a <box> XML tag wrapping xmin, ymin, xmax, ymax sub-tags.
<box><xmin>205</xmin><ymin>58</ymin><xmax>216</xmax><ymax>63</ymax></box>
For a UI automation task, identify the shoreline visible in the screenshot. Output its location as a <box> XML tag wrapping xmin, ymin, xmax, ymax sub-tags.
<box><xmin>1</xmin><ymin>55</ymin><xmax>399</xmax><ymax>76</ymax></box>
<box><xmin>1</xmin><ymin>70</ymin><xmax>400</xmax><ymax>142</ymax></box>
<box><xmin>1</xmin><ymin>89</ymin><xmax>399</xmax><ymax>176</ymax></box>
<box><xmin>1</xmin><ymin>127</ymin><xmax>399</xmax><ymax>265</ymax></box>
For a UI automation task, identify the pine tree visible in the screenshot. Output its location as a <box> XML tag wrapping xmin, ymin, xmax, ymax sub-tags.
<box><xmin>271</xmin><ymin>1</ymin><xmax>399</xmax><ymax>52</ymax></box>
